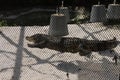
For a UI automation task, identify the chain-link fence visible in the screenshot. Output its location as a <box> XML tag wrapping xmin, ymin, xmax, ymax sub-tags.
<box><xmin>0</xmin><ymin>4</ymin><xmax>120</xmax><ymax>80</ymax></box>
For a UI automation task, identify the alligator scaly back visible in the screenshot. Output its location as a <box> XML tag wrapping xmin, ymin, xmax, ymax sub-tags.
<box><xmin>26</xmin><ymin>34</ymin><xmax>118</xmax><ymax>56</ymax></box>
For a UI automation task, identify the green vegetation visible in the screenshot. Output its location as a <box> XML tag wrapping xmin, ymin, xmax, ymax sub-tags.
<box><xmin>0</xmin><ymin>7</ymin><xmax>89</xmax><ymax>26</ymax></box>
<box><xmin>0</xmin><ymin>20</ymin><xmax>8</xmax><ymax>26</ymax></box>
<box><xmin>103</xmin><ymin>19</ymin><xmax>120</xmax><ymax>25</ymax></box>
<box><xmin>5</xmin><ymin>11</ymin><xmax>54</xmax><ymax>26</ymax></box>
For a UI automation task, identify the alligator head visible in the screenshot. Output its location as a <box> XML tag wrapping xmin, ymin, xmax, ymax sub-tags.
<box><xmin>26</xmin><ymin>34</ymin><xmax>49</xmax><ymax>48</ymax></box>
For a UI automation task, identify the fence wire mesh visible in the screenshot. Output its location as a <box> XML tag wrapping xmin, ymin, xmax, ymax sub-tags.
<box><xmin>0</xmin><ymin>5</ymin><xmax>120</xmax><ymax>80</ymax></box>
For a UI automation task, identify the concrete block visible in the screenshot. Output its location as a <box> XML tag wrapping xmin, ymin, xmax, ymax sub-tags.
<box><xmin>59</xmin><ymin>7</ymin><xmax>70</xmax><ymax>23</ymax></box>
<box><xmin>90</xmin><ymin>5</ymin><xmax>106</xmax><ymax>22</ymax></box>
<box><xmin>107</xmin><ymin>4</ymin><xmax>120</xmax><ymax>19</ymax></box>
<box><xmin>48</xmin><ymin>14</ymin><xmax>68</xmax><ymax>36</ymax></box>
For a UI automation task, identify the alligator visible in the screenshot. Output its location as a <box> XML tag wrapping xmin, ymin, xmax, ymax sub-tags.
<box><xmin>26</xmin><ymin>34</ymin><xmax>118</xmax><ymax>56</ymax></box>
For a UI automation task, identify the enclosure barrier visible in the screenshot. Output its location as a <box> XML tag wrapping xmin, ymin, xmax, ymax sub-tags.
<box><xmin>90</xmin><ymin>5</ymin><xmax>106</xmax><ymax>22</ymax></box>
<box><xmin>48</xmin><ymin>13</ymin><xmax>68</xmax><ymax>36</ymax></box>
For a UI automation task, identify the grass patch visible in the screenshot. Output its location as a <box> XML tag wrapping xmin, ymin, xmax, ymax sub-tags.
<box><xmin>103</xmin><ymin>19</ymin><xmax>120</xmax><ymax>25</ymax></box>
<box><xmin>0</xmin><ymin>7</ymin><xmax>90</xmax><ymax>26</ymax></box>
<box><xmin>5</xmin><ymin>11</ymin><xmax>55</xmax><ymax>26</ymax></box>
<box><xmin>0</xmin><ymin>20</ymin><xmax>8</xmax><ymax>26</ymax></box>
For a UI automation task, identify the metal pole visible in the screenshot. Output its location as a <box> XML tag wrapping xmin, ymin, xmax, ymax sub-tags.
<box><xmin>113</xmin><ymin>0</ymin><xmax>116</xmax><ymax>4</ymax></box>
<box><xmin>98</xmin><ymin>1</ymin><xmax>100</xmax><ymax>5</ymax></box>
<box><xmin>56</xmin><ymin>0</ymin><xmax>60</xmax><ymax>15</ymax></box>
<box><xmin>61</xmin><ymin>0</ymin><xmax>64</xmax><ymax>7</ymax></box>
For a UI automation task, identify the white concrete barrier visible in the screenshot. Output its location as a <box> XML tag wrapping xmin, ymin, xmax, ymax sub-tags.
<box><xmin>107</xmin><ymin>4</ymin><xmax>120</xmax><ymax>19</ymax></box>
<box><xmin>90</xmin><ymin>5</ymin><xmax>106</xmax><ymax>22</ymax></box>
<box><xmin>48</xmin><ymin>14</ymin><xmax>68</xmax><ymax>36</ymax></box>
<box><xmin>59</xmin><ymin>7</ymin><xmax>70</xmax><ymax>23</ymax></box>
